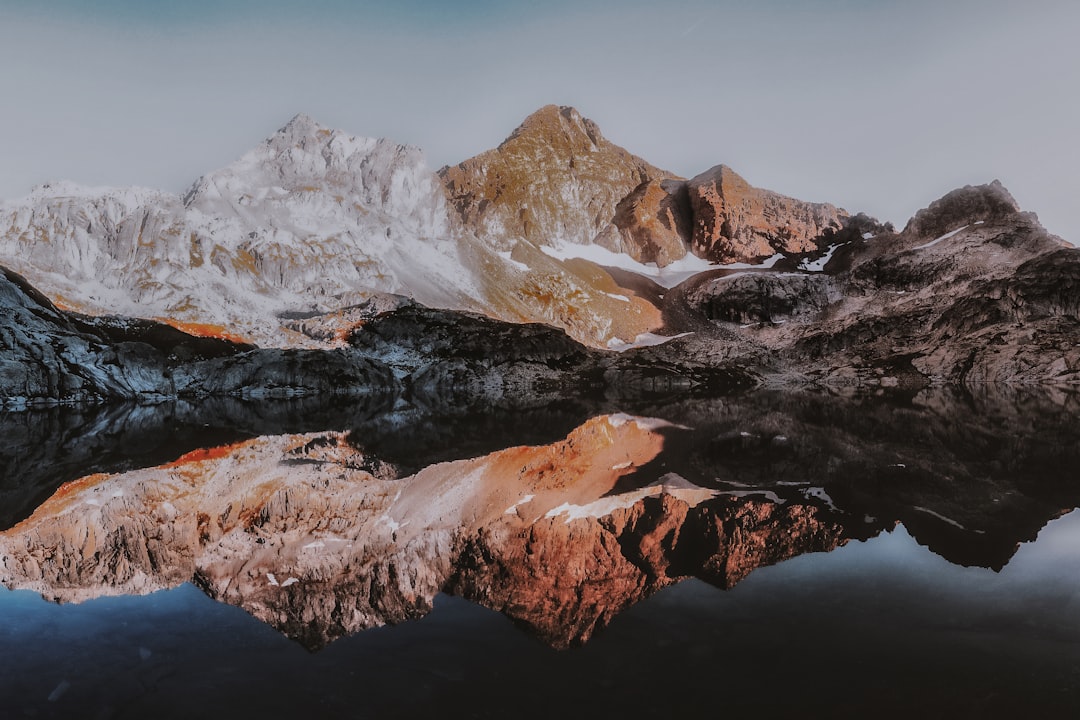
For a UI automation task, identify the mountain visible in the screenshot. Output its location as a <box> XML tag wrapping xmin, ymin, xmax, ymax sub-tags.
<box><xmin>440</xmin><ymin>104</ymin><xmax>673</xmax><ymax>248</ymax></box>
<box><xmin>0</xmin><ymin>115</ymin><xmax>489</xmax><ymax>347</ymax></box>
<box><xmin>641</xmin><ymin>180</ymin><xmax>1080</xmax><ymax>385</ymax></box>
<box><xmin>0</xmin><ymin>112</ymin><xmax>673</xmax><ymax>348</ymax></box>
<box><xmin>1</xmin><ymin>104</ymin><xmax>1077</xmax><ymax>388</ymax></box>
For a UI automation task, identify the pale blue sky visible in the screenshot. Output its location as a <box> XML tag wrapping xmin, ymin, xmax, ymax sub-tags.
<box><xmin>1</xmin><ymin>1</ymin><xmax>1076</xmax><ymax>240</ymax></box>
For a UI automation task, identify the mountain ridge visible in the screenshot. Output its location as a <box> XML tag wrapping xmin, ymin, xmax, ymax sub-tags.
<box><xmin>2</xmin><ymin>104</ymin><xmax>1078</xmax><ymax>401</ymax></box>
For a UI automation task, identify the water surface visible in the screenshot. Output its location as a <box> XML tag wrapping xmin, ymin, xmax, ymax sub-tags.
<box><xmin>2</xmin><ymin>387</ymin><xmax>1079</xmax><ymax>717</ymax></box>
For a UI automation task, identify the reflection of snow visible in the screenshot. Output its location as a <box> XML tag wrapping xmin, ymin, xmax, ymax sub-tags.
<box><xmin>802</xmin><ymin>486</ymin><xmax>839</xmax><ymax>510</ymax></box>
<box><xmin>913</xmin><ymin>505</ymin><xmax>967</xmax><ymax>530</ymax></box>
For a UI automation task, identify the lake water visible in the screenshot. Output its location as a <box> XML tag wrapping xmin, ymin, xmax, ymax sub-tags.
<box><xmin>2</xmin><ymin>387</ymin><xmax>1080</xmax><ymax>718</ymax></box>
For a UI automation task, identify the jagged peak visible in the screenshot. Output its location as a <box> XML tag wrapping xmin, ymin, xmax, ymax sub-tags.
<box><xmin>502</xmin><ymin>104</ymin><xmax>605</xmax><ymax>151</ymax></box>
<box><xmin>903</xmin><ymin>180</ymin><xmax>1023</xmax><ymax>238</ymax></box>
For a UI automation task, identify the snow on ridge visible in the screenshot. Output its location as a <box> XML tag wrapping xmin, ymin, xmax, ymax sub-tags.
<box><xmin>912</xmin><ymin>225</ymin><xmax>969</xmax><ymax>251</ymax></box>
<box><xmin>606</xmin><ymin>331</ymin><xmax>693</xmax><ymax>351</ymax></box>
<box><xmin>799</xmin><ymin>242</ymin><xmax>844</xmax><ymax>272</ymax></box>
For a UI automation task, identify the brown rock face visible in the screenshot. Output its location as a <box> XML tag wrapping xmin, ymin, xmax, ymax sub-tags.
<box><xmin>439</xmin><ymin>105</ymin><xmax>673</xmax><ymax>247</ymax></box>
<box><xmin>686</xmin><ymin>165</ymin><xmax>848</xmax><ymax>263</ymax></box>
<box><xmin>902</xmin><ymin>179</ymin><xmax>1021</xmax><ymax>240</ymax></box>
<box><xmin>601</xmin><ymin>178</ymin><xmax>692</xmax><ymax>267</ymax></box>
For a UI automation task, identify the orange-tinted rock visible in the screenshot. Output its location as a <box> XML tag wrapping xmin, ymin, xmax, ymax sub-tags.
<box><xmin>439</xmin><ymin>105</ymin><xmax>674</xmax><ymax>247</ymax></box>
<box><xmin>686</xmin><ymin>165</ymin><xmax>847</xmax><ymax>263</ymax></box>
<box><xmin>600</xmin><ymin>178</ymin><xmax>692</xmax><ymax>267</ymax></box>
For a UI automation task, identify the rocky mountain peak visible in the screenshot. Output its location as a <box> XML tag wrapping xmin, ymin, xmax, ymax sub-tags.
<box><xmin>277</xmin><ymin>112</ymin><xmax>325</xmax><ymax>140</ymax></box>
<box><xmin>902</xmin><ymin>180</ymin><xmax>1023</xmax><ymax>239</ymax></box>
<box><xmin>439</xmin><ymin>105</ymin><xmax>672</xmax><ymax>247</ymax></box>
<box><xmin>502</xmin><ymin>104</ymin><xmax>605</xmax><ymax>152</ymax></box>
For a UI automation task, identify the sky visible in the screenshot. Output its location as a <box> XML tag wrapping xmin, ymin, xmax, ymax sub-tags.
<box><xmin>0</xmin><ymin>0</ymin><xmax>1077</xmax><ymax>240</ymax></box>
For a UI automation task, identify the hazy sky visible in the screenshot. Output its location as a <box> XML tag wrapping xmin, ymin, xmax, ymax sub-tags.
<box><xmin>1</xmin><ymin>0</ymin><xmax>1076</xmax><ymax>240</ymax></box>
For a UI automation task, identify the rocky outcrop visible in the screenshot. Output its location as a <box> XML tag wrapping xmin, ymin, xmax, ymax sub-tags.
<box><xmin>0</xmin><ymin>263</ymin><xmax>397</xmax><ymax>407</ymax></box>
<box><xmin>597</xmin><ymin>178</ymin><xmax>692</xmax><ymax>266</ymax></box>
<box><xmin>439</xmin><ymin>105</ymin><xmax>673</xmax><ymax>248</ymax></box>
<box><xmin>685</xmin><ymin>164</ymin><xmax>848</xmax><ymax>263</ymax></box>
<box><xmin>651</xmin><ymin>181</ymin><xmax>1079</xmax><ymax>386</ymax></box>
<box><xmin>902</xmin><ymin>179</ymin><xmax>1021</xmax><ymax>239</ymax></box>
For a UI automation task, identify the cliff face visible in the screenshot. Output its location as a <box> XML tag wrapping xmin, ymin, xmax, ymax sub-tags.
<box><xmin>637</xmin><ymin>181</ymin><xmax>1079</xmax><ymax>386</ymax></box>
<box><xmin>686</xmin><ymin>165</ymin><xmax>848</xmax><ymax>263</ymax></box>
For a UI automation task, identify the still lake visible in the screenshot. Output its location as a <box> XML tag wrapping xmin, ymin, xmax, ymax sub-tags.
<box><xmin>2</xmin><ymin>387</ymin><xmax>1079</xmax><ymax>718</ymax></box>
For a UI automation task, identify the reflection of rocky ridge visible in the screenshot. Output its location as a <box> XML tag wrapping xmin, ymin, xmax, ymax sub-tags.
<box><xmin>0</xmin><ymin>415</ymin><xmax>846</xmax><ymax>649</ymax></box>
<box><xmin>3</xmin><ymin>386</ymin><xmax>1078</xmax><ymax>648</ymax></box>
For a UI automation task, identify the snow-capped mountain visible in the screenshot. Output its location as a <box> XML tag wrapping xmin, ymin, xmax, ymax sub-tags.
<box><xmin>0</xmin><ymin>115</ymin><xmax>489</xmax><ymax>346</ymax></box>
<box><xmin>0</xmin><ymin>112</ymin><xmax>673</xmax><ymax>348</ymax></box>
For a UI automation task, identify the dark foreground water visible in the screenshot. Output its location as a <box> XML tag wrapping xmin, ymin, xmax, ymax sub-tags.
<box><xmin>2</xmin><ymin>387</ymin><xmax>1080</xmax><ymax>718</ymax></box>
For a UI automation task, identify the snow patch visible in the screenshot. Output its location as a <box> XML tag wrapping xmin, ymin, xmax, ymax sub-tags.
<box><xmin>504</xmin><ymin>494</ymin><xmax>536</xmax><ymax>515</ymax></box>
<box><xmin>798</xmin><ymin>242</ymin><xmax>844</xmax><ymax>272</ymax></box>
<box><xmin>912</xmin><ymin>225</ymin><xmax>969</xmax><ymax>251</ymax></box>
<box><xmin>606</xmin><ymin>331</ymin><xmax>692</xmax><ymax>351</ymax></box>
<box><xmin>540</xmin><ymin>241</ymin><xmax>784</xmax><ymax>289</ymax></box>
<box><xmin>495</xmin><ymin>250</ymin><xmax>531</xmax><ymax>273</ymax></box>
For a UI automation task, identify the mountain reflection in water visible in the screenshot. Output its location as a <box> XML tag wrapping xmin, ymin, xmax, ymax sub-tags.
<box><xmin>2</xmin><ymin>387</ymin><xmax>1080</xmax><ymax>716</ymax></box>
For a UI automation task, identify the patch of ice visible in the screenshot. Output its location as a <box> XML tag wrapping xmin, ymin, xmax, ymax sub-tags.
<box><xmin>280</xmin><ymin>577</ymin><xmax>300</xmax><ymax>587</ymax></box>
<box><xmin>266</xmin><ymin>573</ymin><xmax>279</xmax><ymax>586</ymax></box>
<box><xmin>302</xmin><ymin>540</ymin><xmax>325</xmax><ymax>550</ymax></box>
<box><xmin>611</xmin><ymin>461</ymin><xmax>633</xmax><ymax>471</ymax></box>
<box><xmin>604</xmin><ymin>291</ymin><xmax>631</xmax><ymax>303</ymax></box>
<box><xmin>862</xmin><ymin>232</ymin><xmax>875</xmax><ymax>240</ymax></box>
<box><xmin>912</xmin><ymin>225</ymin><xmax>968</xmax><ymax>251</ymax></box>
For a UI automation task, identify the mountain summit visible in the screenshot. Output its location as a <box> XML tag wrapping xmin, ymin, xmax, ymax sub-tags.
<box><xmin>440</xmin><ymin>105</ymin><xmax>673</xmax><ymax>248</ymax></box>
